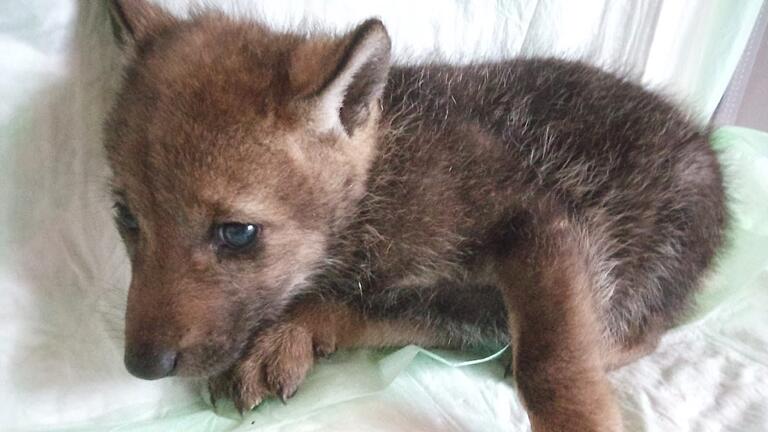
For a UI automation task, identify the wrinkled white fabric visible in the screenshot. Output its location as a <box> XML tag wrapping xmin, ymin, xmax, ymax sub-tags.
<box><xmin>0</xmin><ymin>1</ymin><xmax>765</xmax><ymax>431</ymax></box>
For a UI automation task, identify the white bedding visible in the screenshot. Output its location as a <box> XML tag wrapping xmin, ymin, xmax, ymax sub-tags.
<box><xmin>1</xmin><ymin>1</ymin><xmax>766</xmax><ymax>431</ymax></box>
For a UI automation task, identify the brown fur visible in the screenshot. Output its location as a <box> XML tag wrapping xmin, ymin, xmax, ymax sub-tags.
<box><xmin>208</xmin><ymin>302</ymin><xmax>447</xmax><ymax>411</ymax></box>
<box><xmin>105</xmin><ymin>2</ymin><xmax>727</xmax><ymax>431</ymax></box>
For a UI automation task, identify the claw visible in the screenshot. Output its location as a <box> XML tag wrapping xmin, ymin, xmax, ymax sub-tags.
<box><xmin>235</xmin><ymin>398</ymin><xmax>262</xmax><ymax>416</ymax></box>
<box><xmin>313</xmin><ymin>343</ymin><xmax>335</xmax><ymax>358</ymax></box>
<box><xmin>235</xmin><ymin>395</ymin><xmax>262</xmax><ymax>415</ymax></box>
<box><xmin>208</xmin><ymin>381</ymin><xmax>223</xmax><ymax>409</ymax></box>
<box><xmin>279</xmin><ymin>386</ymin><xmax>297</xmax><ymax>404</ymax></box>
<box><xmin>251</xmin><ymin>396</ymin><xmax>263</xmax><ymax>410</ymax></box>
<box><xmin>504</xmin><ymin>363</ymin><xmax>514</xmax><ymax>378</ymax></box>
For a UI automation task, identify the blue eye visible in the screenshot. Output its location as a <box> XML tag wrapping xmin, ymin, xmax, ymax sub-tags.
<box><xmin>216</xmin><ymin>223</ymin><xmax>260</xmax><ymax>250</ymax></box>
<box><xmin>114</xmin><ymin>203</ymin><xmax>139</xmax><ymax>231</ymax></box>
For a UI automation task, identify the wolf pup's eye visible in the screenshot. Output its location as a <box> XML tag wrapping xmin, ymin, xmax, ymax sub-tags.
<box><xmin>114</xmin><ymin>203</ymin><xmax>139</xmax><ymax>231</ymax></box>
<box><xmin>216</xmin><ymin>223</ymin><xmax>260</xmax><ymax>250</ymax></box>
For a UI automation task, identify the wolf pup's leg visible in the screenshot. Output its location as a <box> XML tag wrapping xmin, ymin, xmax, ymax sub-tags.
<box><xmin>209</xmin><ymin>302</ymin><xmax>445</xmax><ymax>412</ymax></box>
<box><xmin>497</xmin><ymin>211</ymin><xmax>623</xmax><ymax>432</ymax></box>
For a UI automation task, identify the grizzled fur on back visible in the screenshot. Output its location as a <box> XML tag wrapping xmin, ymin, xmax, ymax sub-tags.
<box><xmin>312</xmin><ymin>59</ymin><xmax>725</xmax><ymax>347</ymax></box>
<box><xmin>105</xmin><ymin>1</ymin><xmax>726</xmax><ymax>429</ymax></box>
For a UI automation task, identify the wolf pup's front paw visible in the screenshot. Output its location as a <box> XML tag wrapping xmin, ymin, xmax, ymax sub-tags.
<box><xmin>208</xmin><ymin>323</ymin><xmax>320</xmax><ymax>413</ymax></box>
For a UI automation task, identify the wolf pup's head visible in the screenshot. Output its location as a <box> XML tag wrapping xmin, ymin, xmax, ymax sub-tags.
<box><xmin>104</xmin><ymin>0</ymin><xmax>390</xmax><ymax>380</ymax></box>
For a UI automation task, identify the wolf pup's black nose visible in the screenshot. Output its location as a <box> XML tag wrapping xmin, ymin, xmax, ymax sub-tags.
<box><xmin>124</xmin><ymin>344</ymin><xmax>178</xmax><ymax>380</ymax></box>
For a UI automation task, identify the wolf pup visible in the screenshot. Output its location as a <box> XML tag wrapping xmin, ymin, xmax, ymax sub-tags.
<box><xmin>104</xmin><ymin>1</ymin><xmax>726</xmax><ymax>431</ymax></box>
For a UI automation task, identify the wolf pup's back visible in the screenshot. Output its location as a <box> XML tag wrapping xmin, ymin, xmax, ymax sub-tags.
<box><xmin>368</xmin><ymin>58</ymin><xmax>726</xmax><ymax>346</ymax></box>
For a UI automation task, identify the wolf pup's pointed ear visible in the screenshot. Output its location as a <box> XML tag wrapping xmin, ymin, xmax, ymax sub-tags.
<box><xmin>313</xmin><ymin>19</ymin><xmax>392</xmax><ymax>136</ymax></box>
<box><xmin>108</xmin><ymin>0</ymin><xmax>175</xmax><ymax>47</ymax></box>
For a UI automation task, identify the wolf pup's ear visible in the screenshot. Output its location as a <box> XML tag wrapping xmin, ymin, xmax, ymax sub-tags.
<box><xmin>312</xmin><ymin>19</ymin><xmax>392</xmax><ymax>136</ymax></box>
<box><xmin>108</xmin><ymin>0</ymin><xmax>176</xmax><ymax>47</ymax></box>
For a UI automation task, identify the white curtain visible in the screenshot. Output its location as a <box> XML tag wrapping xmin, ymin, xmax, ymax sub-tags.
<box><xmin>152</xmin><ymin>0</ymin><xmax>763</xmax><ymax>120</ymax></box>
